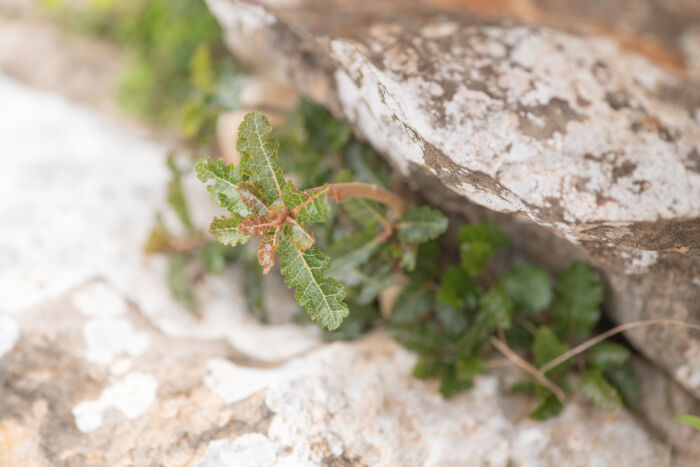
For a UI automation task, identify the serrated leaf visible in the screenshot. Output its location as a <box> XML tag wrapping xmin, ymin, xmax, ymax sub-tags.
<box><xmin>456</xmin><ymin>355</ymin><xmax>485</xmax><ymax>382</ymax></box>
<box><xmin>327</xmin><ymin>231</ymin><xmax>384</xmax><ymax>280</ymax></box>
<box><xmin>284</xmin><ymin>223</ymin><xmax>314</xmax><ymax>251</ymax></box>
<box><xmin>532</xmin><ymin>327</ymin><xmax>571</xmax><ymax>377</ymax></box>
<box><xmin>237</xmin><ymin>181</ymin><xmax>269</xmax><ymax>214</ymax></box>
<box><xmin>501</xmin><ymin>264</ymin><xmax>552</xmax><ymax>313</ymax></box>
<box><xmin>530</xmin><ymin>393</ymin><xmax>563</xmax><ymax>420</ymax></box>
<box><xmin>282</xmin><ymin>181</ymin><xmax>329</xmax><ymax>224</ymax></box>
<box><xmin>479</xmin><ymin>284</ymin><xmax>513</xmax><ymax>329</ymax></box>
<box><xmin>278</xmin><ymin>235</ymin><xmax>348</xmax><ymax>330</ymax></box>
<box><xmin>195</xmin><ymin>158</ymin><xmax>248</xmax><ymax>216</ymax></box>
<box><xmin>257</xmin><ymin>236</ymin><xmax>277</xmax><ymax>274</ymax></box>
<box><xmin>209</xmin><ymin>215</ymin><xmax>250</xmax><ymax>246</ymax></box>
<box><xmin>587</xmin><ymin>342</ymin><xmax>630</xmax><ymax>370</ymax></box>
<box><xmin>391</xmin><ymin>282</ymin><xmax>434</xmax><ymax>323</ymax></box>
<box><xmin>389</xmin><ymin>322</ymin><xmax>444</xmax><ymax>355</ymax></box>
<box><xmin>581</xmin><ymin>368</ymin><xmax>623</xmax><ymax>410</ymax></box>
<box><xmin>437</xmin><ymin>266</ymin><xmax>480</xmax><ymax>310</ymax></box>
<box><xmin>551</xmin><ymin>262</ymin><xmax>603</xmax><ymax>339</ymax></box>
<box><xmin>238</xmin><ymin>213</ymin><xmax>279</xmax><ymax>236</ymax></box>
<box><xmin>676</xmin><ymin>414</ymin><xmax>700</xmax><ymax>431</ymax></box>
<box><xmin>398</xmin><ymin>206</ymin><xmax>448</xmax><ymax>243</ymax></box>
<box><xmin>237</xmin><ymin>111</ymin><xmax>286</xmax><ymax>203</ymax></box>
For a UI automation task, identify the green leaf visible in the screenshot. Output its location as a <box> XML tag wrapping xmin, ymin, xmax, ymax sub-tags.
<box><xmin>479</xmin><ymin>284</ymin><xmax>513</xmax><ymax>329</ymax></box>
<box><xmin>603</xmin><ymin>363</ymin><xmax>641</xmax><ymax>409</ymax></box>
<box><xmin>166</xmin><ymin>154</ymin><xmax>196</xmax><ymax>235</ymax></box>
<box><xmin>195</xmin><ymin>158</ymin><xmax>248</xmax><ymax>216</ymax></box>
<box><xmin>581</xmin><ymin>368</ymin><xmax>623</xmax><ymax>410</ymax></box>
<box><xmin>587</xmin><ymin>342</ymin><xmax>630</xmax><ymax>370</ymax></box>
<box><xmin>278</xmin><ymin>235</ymin><xmax>348</xmax><ymax>330</ymax></box>
<box><xmin>281</xmin><ymin>182</ymin><xmax>330</xmax><ymax>224</ymax></box>
<box><xmin>144</xmin><ymin>214</ymin><xmax>171</xmax><ymax>253</ymax></box>
<box><xmin>437</xmin><ymin>266</ymin><xmax>480</xmax><ymax>309</ymax></box>
<box><xmin>398</xmin><ymin>206</ymin><xmax>448</xmax><ymax>243</ymax></box>
<box><xmin>551</xmin><ymin>262</ymin><xmax>603</xmax><ymax>339</ymax></box>
<box><xmin>389</xmin><ymin>322</ymin><xmax>444</xmax><ymax>355</ymax></box>
<box><xmin>532</xmin><ymin>327</ymin><xmax>571</xmax><ymax>377</ymax></box>
<box><xmin>458</xmin><ymin>222</ymin><xmax>508</xmax><ymax>277</ymax></box>
<box><xmin>413</xmin><ymin>356</ymin><xmax>444</xmax><ymax>380</ymax></box>
<box><xmin>327</xmin><ymin>231</ymin><xmax>384</xmax><ymax>280</ymax></box>
<box><xmin>410</xmin><ymin>240</ymin><xmax>440</xmax><ymax>282</ymax></box>
<box><xmin>237</xmin><ymin>181</ymin><xmax>269</xmax><ymax>215</ymax></box>
<box><xmin>676</xmin><ymin>414</ymin><xmax>700</xmax><ymax>431</ymax></box>
<box><xmin>237</xmin><ymin>111</ymin><xmax>286</xmax><ymax>203</ymax></box>
<box><xmin>209</xmin><ymin>215</ymin><xmax>250</xmax><ymax>247</ymax></box>
<box><xmin>283</xmin><ymin>223</ymin><xmax>315</xmax><ymax>251</ymax></box>
<box><xmin>391</xmin><ymin>282</ymin><xmax>434</xmax><ymax>323</ymax></box>
<box><xmin>435</xmin><ymin>303</ymin><xmax>469</xmax><ymax>335</ymax></box>
<box><xmin>342</xmin><ymin>197</ymin><xmax>386</xmax><ymax>229</ymax></box>
<box><xmin>323</xmin><ymin>300</ymin><xmax>379</xmax><ymax>341</ymax></box>
<box><xmin>456</xmin><ymin>355</ymin><xmax>485</xmax><ymax>382</ymax></box>
<box><xmin>510</xmin><ymin>381</ymin><xmax>537</xmax><ymax>395</ymax></box>
<box><xmin>343</xmin><ymin>260</ymin><xmax>392</xmax><ymax>305</ymax></box>
<box><xmin>240</xmin><ymin>248</ymin><xmax>267</xmax><ymax>323</ymax></box>
<box><xmin>530</xmin><ymin>393</ymin><xmax>564</xmax><ymax>420</ymax></box>
<box><xmin>440</xmin><ymin>364</ymin><xmax>474</xmax><ymax>397</ymax></box>
<box><xmin>189</xmin><ymin>44</ymin><xmax>214</xmax><ymax>94</ymax></box>
<box><xmin>168</xmin><ymin>253</ymin><xmax>195</xmax><ymax>312</ymax></box>
<box><xmin>501</xmin><ymin>265</ymin><xmax>552</xmax><ymax>313</ymax></box>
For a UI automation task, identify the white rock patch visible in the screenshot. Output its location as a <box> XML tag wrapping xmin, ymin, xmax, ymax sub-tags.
<box><xmin>0</xmin><ymin>314</ymin><xmax>20</xmax><ymax>358</ymax></box>
<box><xmin>72</xmin><ymin>372</ymin><xmax>158</xmax><ymax>432</ymax></box>
<box><xmin>83</xmin><ymin>317</ymin><xmax>150</xmax><ymax>365</ymax></box>
<box><xmin>71</xmin><ymin>282</ymin><xmax>128</xmax><ymax>318</ymax></box>
<box><xmin>197</xmin><ymin>434</ymin><xmax>276</xmax><ymax>467</ymax></box>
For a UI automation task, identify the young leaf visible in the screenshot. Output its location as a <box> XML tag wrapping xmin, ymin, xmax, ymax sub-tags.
<box><xmin>238</xmin><ymin>213</ymin><xmax>279</xmax><ymax>236</ymax></box>
<box><xmin>237</xmin><ymin>181</ymin><xmax>269</xmax><ymax>214</ymax></box>
<box><xmin>282</xmin><ymin>182</ymin><xmax>330</xmax><ymax>224</ymax></box>
<box><xmin>209</xmin><ymin>215</ymin><xmax>250</xmax><ymax>246</ymax></box>
<box><xmin>676</xmin><ymin>414</ymin><xmax>700</xmax><ymax>431</ymax></box>
<box><xmin>391</xmin><ymin>282</ymin><xmax>434</xmax><ymax>323</ymax></box>
<box><xmin>398</xmin><ymin>207</ymin><xmax>448</xmax><ymax>243</ymax></box>
<box><xmin>237</xmin><ymin>111</ymin><xmax>286</xmax><ymax>203</ymax></box>
<box><xmin>551</xmin><ymin>262</ymin><xmax>603</xmax><ymax>339</ymax></box>
<box><xmin>195</xmin><ymin>159</ymin><xmax>248</xmax><ymax>216</ymax></box>
<box><xmin>437</xmin><ymin>266</ymin><xmax>480</xmax><ymax>310</ymax></box>
<box><xmin>326</xmin><ymin>231</ymin><xmax>384</xmax><ymax>280</ymax></box>
<box><xmin>587</xmin><ymin>342</ymin><xmax>630</xmax><ymax>370</ymax></box>
<box><xmin>284</xmin><ymin>223</ymin><xmax>315</xmax><ymax>251</ymax></box>
<box><xmin>278</xmin><ymin>236</ymin><xmax>348</xmax><ymax>330</ymax></box>
<box><xmin>501</xmin><ymin>264</ymin><xmax>552</xmax><ymax>313</ymax></box>
<box><xmin>479</xmin><ymin>284</ymin><xmax>513</xmax><ymax>329</ymax></box>
<box><xmin>532</xmin><ymin>327</ymin><xmax>571</xmax><ymax>377</ymax></box>
<box><xmin>257</xmin><ymin>236</ymin><xmax>278</xmax><ymax>274</ymax></box>
<box><xmin>580</xmin><ymin>368</ymin><xmax>623</xmax><ymax>410</ymax></box>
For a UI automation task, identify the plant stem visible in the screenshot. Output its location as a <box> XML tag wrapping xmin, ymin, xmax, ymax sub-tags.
<box><xmin>540</xmin><ymin>319</ymin><xmax>700</xmax><ymax>374</ymax></box>
<box><xmin>322</xmin><ymin>182</ymin><xmax>408</xmax><ymax>217</ymax></box>
<box><xmin>489</xmin><ymin>336</ymin><xmax>568</xmax><ymax>403</ymax></box>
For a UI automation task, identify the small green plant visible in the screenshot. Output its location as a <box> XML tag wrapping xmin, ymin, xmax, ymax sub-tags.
<box><xmin>197</xmin><ymin>109</ymin><xmax>644</xmax><ymax>419</ymax></box>
<box><xmin>676</xmin><ymin>414</ymin><xmax>700</xmax><ymax>431</ymax></box>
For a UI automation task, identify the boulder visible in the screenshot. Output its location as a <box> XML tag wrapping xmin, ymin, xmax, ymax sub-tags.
<box><xmin>205</xmin><ymin>0</ymin><xmax>700</xmax><ymax>397</ymax></box>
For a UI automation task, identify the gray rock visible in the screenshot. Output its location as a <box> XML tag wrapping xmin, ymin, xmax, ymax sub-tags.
<box><xmin>205</xmin><ymin>0</ymin><xmax>700</xmax><ymax>396</ymax></box>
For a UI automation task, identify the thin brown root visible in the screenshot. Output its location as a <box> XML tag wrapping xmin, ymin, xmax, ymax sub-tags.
<box><xmin>489</xmin><ymin>336</ymin><xmax>568</xmax><ymax>403</ymax></box>
<box><xmin>540</xmin><ymin>319</ymin><xmax>700</xmax><ymax>374</ymax></box>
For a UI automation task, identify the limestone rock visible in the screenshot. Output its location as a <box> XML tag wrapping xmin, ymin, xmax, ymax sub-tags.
<box><xmin>205</xmin><ymin>0</ymin><xmax>700</xmax><ymax>395</ymax></box>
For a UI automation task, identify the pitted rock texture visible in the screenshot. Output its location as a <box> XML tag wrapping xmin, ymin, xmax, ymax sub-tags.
<box><xmin>206</xmin><ymin>0</ymin><xmax>700</xmax><ymax>395</ymax></box>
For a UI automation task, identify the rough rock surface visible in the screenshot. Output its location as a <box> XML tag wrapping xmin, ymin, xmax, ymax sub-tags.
<box><xmin>205</xmin><ymin>0</ymin><xmax>700</xmax><ymax>396</ymax></box>
<box><xmin>0</xmin><ymin>74</ymin><xmax>693</xmax><ymax>465</ymax></box>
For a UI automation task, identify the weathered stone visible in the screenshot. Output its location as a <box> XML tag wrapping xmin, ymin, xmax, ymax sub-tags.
<box><xmin>205</xmin><ymin>0</ymin><xmax>700</xmax><ymax>395</ymax></box>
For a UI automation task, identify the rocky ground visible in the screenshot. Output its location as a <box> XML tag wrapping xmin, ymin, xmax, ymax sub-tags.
<box><xmin>0</xmin><ymin>2</ymin><xmax>698</xmax><ymax>466</ymax></box>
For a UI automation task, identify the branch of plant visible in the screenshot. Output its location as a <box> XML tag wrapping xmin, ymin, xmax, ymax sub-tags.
<box><xmin>540</xmin><ymin>319</ymin><xmax>700</xmax><ymax>374</ymax></box>
<box><xmin>315</xmin><ymin>182</ymin><xmax>408</xmax><ymax>218</ymax></box>
<box><xmin>489</xmin><ymin>336</ymin><xmax>568</xmax><ymax>403</ymax></box>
